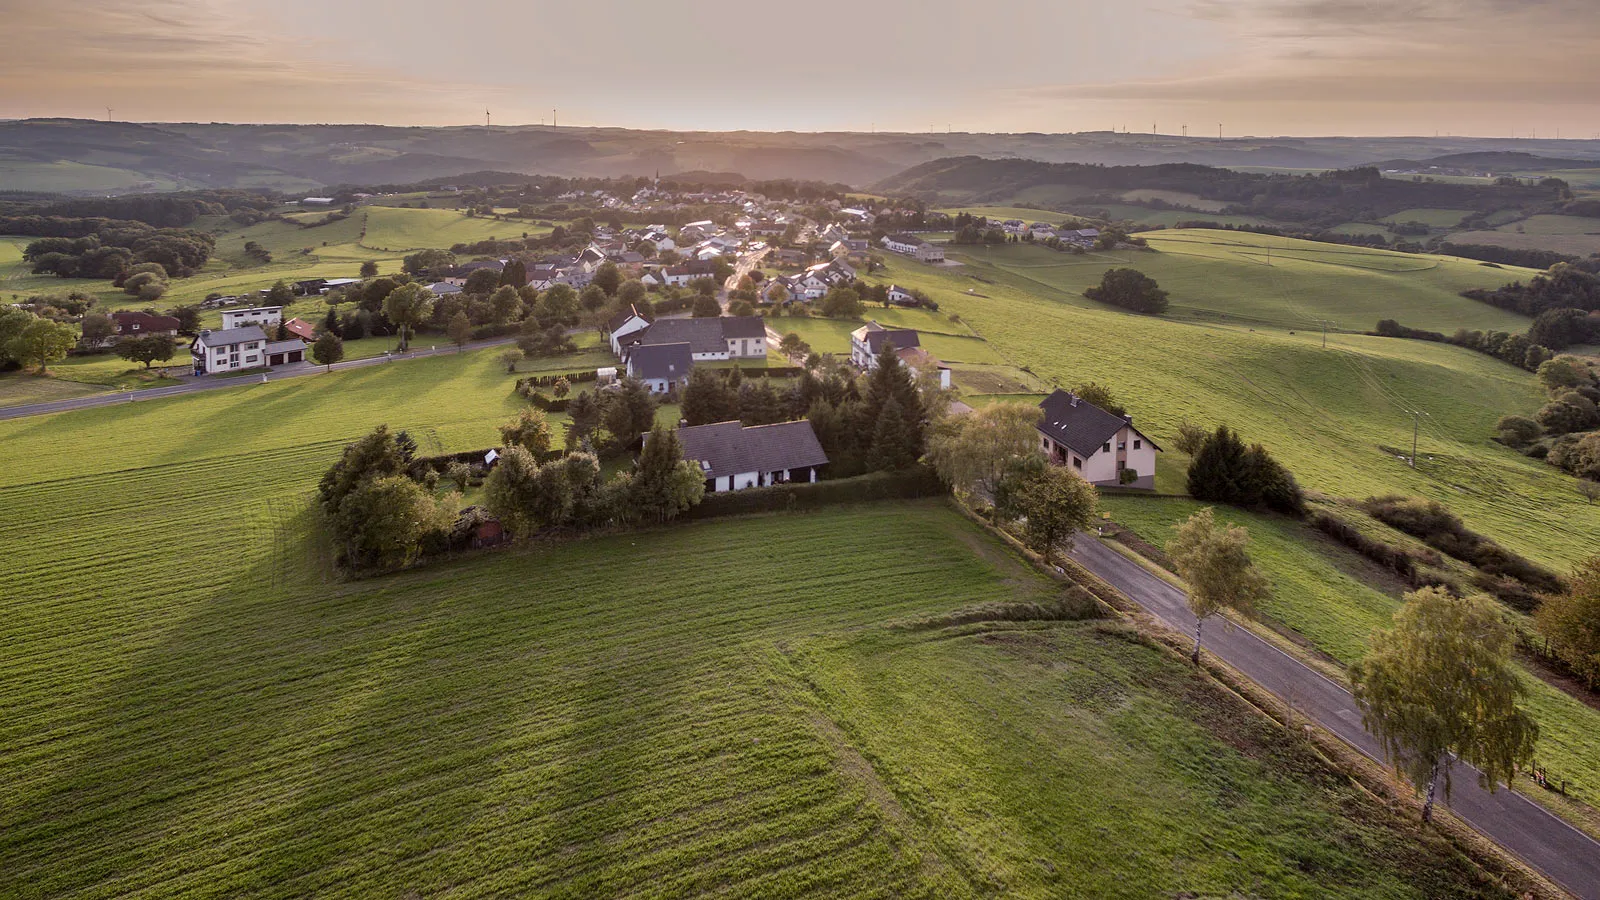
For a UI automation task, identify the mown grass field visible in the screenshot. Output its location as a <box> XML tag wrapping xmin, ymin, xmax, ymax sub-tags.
<box><xmin>1099</xmin><ymin>496</ymin><xmax>1600</xmax><ymax>817</ymax></box>
<box><xmin>875</xmin><ymin>237</ymin><xmax>1600</xmax><ymax>574</ymax></box>
<box><xmin>1382</xmin><ymin>208</ymin><xmax>1471</xmax><ymax>227</ymax></box>
<box><xmin>0</xmin><ymin>347</ymin><xmax>1516</xmax><ymax>896</ymax></box>
<box><xmin>1451</xmin><ymin>215</ymin><xmax>1600</xmax><ymax>257</ymax></box>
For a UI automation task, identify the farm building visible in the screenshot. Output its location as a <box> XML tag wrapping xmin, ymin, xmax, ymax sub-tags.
<box><xmin>1036</xmin><ymin>389</ymin><xmax>1160</xmax><ymax>490</ymax></box>
<box><xmin>879</xmin><ymin>233</ymin><xmax>944</xmax><ymax>263</ymax></box>
<box><xmin>676</xmin><ymin>420</ymin><xmax>829</xmax><ymax>493</ymax></box>
<box><xmin>606</xmin><ymin>304</ymin><xmax>652</xmax><ymax>355</ymax></box>
<box><xmin>111</xmin><ymin>311</ymin><xmax>180</xmax><ymax>339</ymax></box>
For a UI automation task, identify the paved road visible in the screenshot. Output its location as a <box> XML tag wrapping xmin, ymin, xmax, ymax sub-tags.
<box><xmin>721</xmin><ymin>247</ymin><xmax>771</xmax><ymax>312</ymax></box>
<box><xmin>0</xmin><ymin>336</ymin><xmax>518</xmax><ymax>422</ymax></box>
<box><xmin>1067</xmin><ymin>536</ymin><xmax>1600</xmax><ymax>899</ymax></box>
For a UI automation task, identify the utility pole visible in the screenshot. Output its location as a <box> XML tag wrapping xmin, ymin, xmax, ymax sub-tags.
<box><xmin>485</xmin><ymin>108</ymin><xmax>491</xmax><ymax>128</ymax></box>
<box><xmin>1182</xmin><ymin>124</ymin><xmax>1187</xmax><ymax>139</ymax></box>
<box><xmin>1410</xmin><ymin>411</ymin><xmax>1425</xmax><ymax>468</ymax></box>
<box><xmin>1321</xmin><ymin>320</ymin><xmax>1328</xmax><ymax>349</ymax></box>
<box><xmin>553</xmin><ymin>109</ymin><xmax>557</xmax><ymax>128</ymax></box>
<box><xmin>106</xmin><ymin>108</ymin><xmax>114</xmax><ymax>122</ymax></box>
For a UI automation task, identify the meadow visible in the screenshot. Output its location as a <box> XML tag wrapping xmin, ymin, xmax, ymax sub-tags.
<box><xmin>1453</xmin><ymin>215</ymin><xmax>1600</xmax><ymax>257</ymax></box>
<box><xmin>874</xmin><ymin>236</ymin><xmax>1600</xmax><ymax>575</ymax></box>
<box><xmin>1100</xmin><ymin>496</ymin><xmax>1600</xmax><ymax>817</ymax></box>
<box><xmin>0</xmin><ymin>347</ymin><xmax>1516</xmax><ymax>896</ymax></box>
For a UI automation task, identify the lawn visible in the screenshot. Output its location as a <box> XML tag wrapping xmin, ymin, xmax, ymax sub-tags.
<box><xmin>872</xmin><ymin>239</ymin><xmax>1600</xmax><ymax>575</ymax></box>
<box><xmin>1452</xmin><ymin>215</ymin><xmax>1600</xmax><ymax>257</ymax></box>
<box><xmin>1382</xmin><ymin>209</ymin><xmax>1472</xmax><ymax>228</ymax></box>
<box><xmin>0</xmin><ymin>350</ymin><xmax>1513</xmax><ymax>899</ymax></box>
<box><xmin>360</xmin><ymin>207</ymin><xmax>537</xmax><ymax>252</ymax></box>
<box><xmin>767</xmin><ymin>313</ymin><xmax>1009</xmax><ymax>365</ymax></box>
<box><xmin>1098</xmin><ymin>496</ymin><xmax>1600</xmax><ymax>817</ymax></box>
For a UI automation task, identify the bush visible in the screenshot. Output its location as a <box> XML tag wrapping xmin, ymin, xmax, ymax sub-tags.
<box><xmin>1186</xmin><ymin>425</ymin><xmax>1305</xmax><ymax>516</ymax></box>
<box><xmin>1362</xmin><ymin>496</ymin><xmax>1564</xmax><ymax>602</ymax></box>
<box><xmin>680</xmin><ymin>465</ymin><xmax>948</xmax><ymax>520</ymax></box>
<box><xmin>1494</xmin><ymin>414</ymin><xmax>1542</xmax><ymax>447</ymax></box>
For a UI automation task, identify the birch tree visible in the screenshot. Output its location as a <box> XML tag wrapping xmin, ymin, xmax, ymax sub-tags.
<box><xmin>1166</xmin><ymin>507</ymin><xmax>1270</xmax><ymax>663</ymax></box>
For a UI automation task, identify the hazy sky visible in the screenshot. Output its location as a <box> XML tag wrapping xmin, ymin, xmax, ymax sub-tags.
<box><xmin>4</xmin><ymin>0</ymin><xmax>1596</xmax><ymax>137</ymax></box>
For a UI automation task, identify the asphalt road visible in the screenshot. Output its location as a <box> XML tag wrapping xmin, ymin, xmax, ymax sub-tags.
<box><xmin>0</xmin><ymin>336</ymin><xmax>518</xmax><ymax>422</ymax></box>
<box><xmin>1067</xmin><ymin>535</ymin><xmax>1600</xmax><ymax>899</ymax></box>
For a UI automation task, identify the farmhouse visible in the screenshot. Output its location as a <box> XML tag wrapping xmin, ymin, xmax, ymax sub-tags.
<box><xmin>111</xmin><ymin>311</ymin><xmax>180</xmax><ymax>339</ymax></box>
<box><xmin>221</xmin><ymin>306</ymin><xmax>283</xmax><ymax>330</ymax></box>
<box><xmin>886</xmin><ymin>285</ymin><xmax>916</xmax><ymax>306</ymax></box>
<box><xmin>676</xmin><ymin>420</ymin><xmax>829</xmax><ymax>493</ymax></box>
<box><xmin>849</xmin><ymin>321</ymin><xmax>920</xmax><ymax>369</ymax></box>
<box><xmin>1036</xmin><ymin>389</ymin><xmax>1161</xmax><ymax>490</ymax></box>
<box><xmin>879</xmin><ymin>233</ymin><xmax>944</xmax><ymax>263</ymax></box>
<box><xmin>606</xmin><ymin>304</ymin><xmax>652</xmax><ymax>355</ymax></box>
<box><xmin>623</xmin><ymin>316</ymin><xmax>767</xmax><ymax>362</ymax></box>
<box><xmin>626</xmin><ymin>341</ymin><xmax>693</xmax><ymax>393</ymax></box>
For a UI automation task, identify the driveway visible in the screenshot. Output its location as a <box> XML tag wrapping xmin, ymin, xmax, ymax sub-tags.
<box><xmin>1067</xmin><ymin>535</ymin><xmax>1600</xmax><ymax>899</ymax></box>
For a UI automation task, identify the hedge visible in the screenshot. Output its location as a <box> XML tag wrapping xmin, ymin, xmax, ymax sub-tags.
<box><xmin>470</xmin><ymin>322</ymin><xmax>520</xmax><ymax>340</ymax></box>
<box><xmin>681</xmin><ymin>465</ymin><xmax>948</xmax><ymax>520</ymax></box>
<box><xmin>716</xmin><ymin>365</ymin><xmax>804</xmax><ymax>379</ymax></box>
<box><xmin>517</xmin><ymin>370</ymin><xmax>599</xmax><ymax>390</ymax></box>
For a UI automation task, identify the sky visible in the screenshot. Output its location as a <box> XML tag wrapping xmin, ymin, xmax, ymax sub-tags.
<box><xmin>2</xmin><ymin>0</ymin><xmax>1596</xmax><ymax>137</ymax></box>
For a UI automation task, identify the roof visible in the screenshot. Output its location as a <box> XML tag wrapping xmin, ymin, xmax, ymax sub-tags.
<box><xmin>426</xmin><ymin>282</ymin><xmax>463</xmax><ymax>295</ymax></box>
<box><xmin>853</xmin><ymin>324</ymin><xmax>920</xmax><ymax>355</ymax></box>
<box><xmin>111</xmin><ymin>311</ymin><xmax>180</xmax><ymax>333</ymax></box>
<box><xmin>264</xmin><ymin>339</ymin><xmax>307</xmax><ymax>355</ymax></box>
<box><xmin>883</xmin><ymin>233</ymin><xmax>926</xmax><ymax>246</ymax></box>
<box><xmin>607</xmin><ymin>304</ymin><xmax>649</xmax><ymax>332</ymax></box>
<box><xmin>283</xmin><ymin>317</ymin><xmax>317</xmax><ymax>340</ymax></box>
<box><xmin>196</xmin><ymin>326</ymin><xmax>267</xmax><ymax>348</ymax></box>
<box><xmin>628</xmin><ymin>341</ymin><xmax>693</xmax><ymax>382</ymax></box>
<box><xmin>634</xmin><ymin>316</ymin><xmax>764</xmax><ymax>354</ymax></box>
<box><xmin>1036</xmin><ymin>389</ymin><xmax>1161</xmax><ymax>456</ymax></box>
<box><xmin>676</xmin><ymin>420</ymin><xmax>829</xmax><ymax>479</ymax></box>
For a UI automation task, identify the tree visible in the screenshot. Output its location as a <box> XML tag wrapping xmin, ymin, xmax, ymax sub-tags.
<box><xmin>579</xmin><ymin>284</ymin><xmax>609</xmax><ymax>312</ymax></box>
<box><xmin>359</xmin><ymin>260</ymin><xmax>380</xmax><ymax>278</ymax></box>
<box><xmin>565</xmin><ymin>390</ymin><xmax>602</xmax><ymax>451</ymax></box>
<box><xmin>333</xmin><ymin>475</ymin><xmax>456</xmax><ymax>570</ymax></box>
<box><xmin>601</xmin><ymin>378</ymin><xmax>657</xmax><ymax>452</ymax></box>
<box><xmin>498</xmin><ymin>347</ymin><xmax>523</xmax><ymax>374</ymax></box>
<box><xmin>924</xmin><ymin>402</ymin><xmax>1042</xmax><ymax>498</ymax></box>
<box><xmin>1084</xmin><ymin>268</ymin><xmax>1169</xmax><ymax>314</ymax></box>
<box><xmin>1071</xmin><ymin>382</ymin><xmax>1125</xmax><ymax>417</ymax></box>
<box><xmin>691</xmin><ymin>293</ymin><xmax>722</xmax><ymax>317</ymax></box>
<box><xmin>1494</xmin><ymin>414</ymin><xmax>1542</xmax><ymax>447</ymax></box>
<box><xmin>681</xmin><ymin>367</ymin><xmax>739</xmax><ymax>426</ymax></box>
<box><xmin>114</xmin><ymin>334</ymin><xmax>176</xmax><ymax>369</ymax></box>
<box><xmin>382</xmin><ymin>283</ymin><xmax>433</xmax><ymax>350</ymax></box>
<box><xmin>447</xmin><ymin>311</ymin><xmax>472</xmax><ymax>348</ymax></box>
<box><xmin>9</xmin><ymin>318</ymin><xmax>76</xmax><ymax>374</ymax></box>
<box><xmin>728</xmin><ymin>299</ymin><xmax>756</xmax><ymax>317</ymax></box>
<box><xmin>266</xmin><ymin>280</ymin><xmax>294</xmax><ymax>307</ymax></box>
<box><xmin>1166</xmin><ymin>508</ymin><xmax>1271</xmax><ymax>663</ymax></box>
<box><xmin>500</xmin><ymin>259</ymin><xmax>526</xmax><ymax>288</ymax></box>
<box><xmin>1352</xmin><ymin>587</ymin><xmax>1539</xmax><ymax>823</ymax></box>
<box><xmin>312</xmin><ymin>332</ymin><xmax>345</xmax><ymax>371</ymax></box>
<box><xmin>593</xmin><ymin>262</ymin><xmax>621</xmax><ymax>296</ymax></box>
<box><xmin>617</xmin><ymin>280</ymin><xmax>648</xmax><ymax>309</ymax></box>
<box><xmin>402</xmin><ymin>248</ymin><xmax>456</xmax><ymax>277</ymax></box>
<box><xmin>778</xmin><ymin>332</ymin><xmax>811</xmax><ymax>357</ymax></box>
<box><xmin>318</xmin><ymin>425</ymin><xmax>407</xmax><ymax>512</ymax></box>
<box><xmin>999</xmin><ymin>462</ymin><xmax>1098</xmax><ymax>565</ymax></box>
<box><xmin>1578</xmin><ymin>480</ymin><xmax>1600</xmax><ymax>505</ymax></box>
<box><xmin>489</xmin><ymin>285</ymin><xmax>522</xmax><ymax>324</ymax></box>
<box><xmin>484</xmin><ymin>446</ymin><xmax>543</xmax><ymax>537</ymax></box>
<box><xmin>499</xmin><ymin>407</ymin><xmax>553</xmax><ymax>454</ymax></box>
<box><xmin>537</xmin><ymin>283</ymin><xmax>579</xmax><ymax>324</ymax></box>
<box><xmin>79</xmin><ymin>312</ymin><xmax>115</xmax><ymax>348</ymax></box>
<box><xmin>464</xmin><ymin>268</ymin><xmax>502</xmax><ymax>295</ymax></box>
<box><xmin>122</xmin><ymin>271</ymin><xmax>166</xmax><ymax>299</ymax></box>
<box><xmin>1536</xmin><ymin>557</ymin><xmax>1600</xmax><ymax>689</ymax></box>
<box><xmin>862</xmin><ymin>340</ymin><xmax>925</xmax><ymax>458</ymax></box>
<box><xmin>821</xmin><ymin>285</ymin><xmax>863</xmax><ymax>318</ymax></box>
<box><xmin>1537</xmin><ymin>356</ymin><xmax>1589</xmax><ymax>393</ymax></box>
<box><xmin>1187</xmin><ymin>425</ymin><xmax>1251</xmax><ymax>503</ymax></box>
<box><xmin>1174</xmin><ymin>420</ymin><xmax>1208</xmax><ymax>455</ymax></box>
<box><xmin>551</xmin><ymin>376</ymin><xmax>571</xmax><ymax>399</ymax></box>
<box><xmin>631</xmin><ymin>424</ymin><xmax>706</xmax><ymax>522</ymax></box>
<box><xmin>168</xmin><ymin>305</ymin><xmax>201</xmax><ymax>334</ymax></box>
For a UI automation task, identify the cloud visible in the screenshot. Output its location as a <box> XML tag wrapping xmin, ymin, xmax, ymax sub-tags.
<box><xmin>0</xmin><ymin>0</ymin><xmax>504</xmax><ymax>123</ymax></box>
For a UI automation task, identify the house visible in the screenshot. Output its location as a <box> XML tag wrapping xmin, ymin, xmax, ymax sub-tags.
<box><xmin>675</xmin><ymin>420</ymin><xmax>829</xmax><ymax>492</ymax></box>
<box><xmin>283</xmin><ymin>317</ymin><xmax>318</xmax><ymax>341</ymax></box>
<box><xmin>886</xmin><ymin>285</ymin><xmax>916</xmax><ymax>306</ymax></box>
<box><xmin>191</xmin><ymin>326</ymin><xmax>267</xmax><ymax>374</ymax></box>
<box><xmin>879</xmin><ymin>233</ymin><xmax>944</xmax><ymax>263</ymax></box>
<box><xmin>301</xmin><ymin>197</ymin><xmax>336</xmax><ymax>206</ymax></box>
<box><xmin>111</xmin><ymin>311</ymin><xmax>180</xmax><ymax>339</ymax></box>
<box><xmin>221</xmin><ymin>306</ymin><xmax>283</xmax><ymax>330</ymax></box>
<box><xmin>623</xmin><ymin>316</ymin><xmax>767</xmax><ymax>361</ymax></box>
<box><xmin>895</xmin><ymin>346</ymin><xmax>952</xmax><ymax>390</ymax></box>
<box><xmin>425</xmin><ymin>282</ymin><xmax>464</xmax><ymax>296</ymax></box>
<box><xmin>1060</xmin><ymin>228</ymin><xmax>1101</xmax><ymax>247</ymax></box>
<box><xmin>830</xmin><ymin>238</ymin><xmax>870</xmax><ymax>257</ymax></box>
<box><xmin>606</xmin><ymin>304</ymin><xmax>652</xmax><ymax>355</ymax></box>
<box><xmin>1002</xmin><ymin>219</ymin><xmax>1027</xmax><ymax>235</ymax></box>
<box><xmin>816</xmin><ymin>223</ymin><xmax>850</xmax><ymax>244</ymax></box>
<box><xmin>626</xmin><ymin>341</ymin><xmax>693</xmax><ymax>393</ymax></box>
<box><xmin>1035</xmin><ymin>389</ymin><xmax>1161</xmax><ymax>489</ymax></box>
<box><xmin>678</xmin><ymin>220</ymin><xmax>716</xmax><ymax>241</ymax></box>
<box><xmin>849</xmin><ymin>321</ymin><xmax>921</xmax><ymax>369</ymax></box>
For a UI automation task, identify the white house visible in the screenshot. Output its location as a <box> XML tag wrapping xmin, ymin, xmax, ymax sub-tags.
<box><xmin>626</xmin><ymin>341</ymin><xmax>693</xmax><ymax>393</ymax></box>
<box><xmin>879</xmin><ymin>233</ymin><xmax>944</xmax><ymax>263</ymax></box>
<box><xmin>886</xmin><ymin>285</ymin><xmax>916</xmax><ymax>306</ymax></box>
<box><xmin>1036</xmin><ymin>389</ymin><xmax>1161</xmax><ymax>489</ymax></box>
<box><xmin>221</xmin><ymin>306</ymin><xmax>283</xmax><ymax>330</ymax></box>
<box><xmin>675</xmin><ymin>420</ymin><xmax>830</xmax><ymax>493</ymax></box>
<box><xmin>622</xmin><ymin>316</ymin><xmax>767</xmax><ymax>362</ymax></box>
<box><xmin>606</xmin><ymin>304</ymin><xmax>652</xmax><ymax>355</ymax></box>
<box><xmin>849</xmin><ymin>321</ymin><xmax>921</xmax><ymax>370</ymax></box>
<box><xmin>191</xmin><ymin>327</ymin><xmax>267</xmax><ymax>374</ymax></box>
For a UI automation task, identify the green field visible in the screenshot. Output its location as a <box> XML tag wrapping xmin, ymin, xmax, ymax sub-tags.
<box><xmin>872</xmin><ymin>237</ymin><xmax>1600</xmax><ymax>576</ymax></box>
<box><xmin>0</xmin><ymin>348</ymin><xmax>1517</xmax><ymax>895</ymax></box>
<box><xmin>1100</xmin><ymin>497</ymin><xmax>1600</xmax><ymax>815</ymax></box>
<box><xmin>768</xmin><ymin>312</ymin><xmax>1009</xmax><ymax>365</ymax></box>
<box><xmin>1382</xmin><ymin>209</ymin><xmax>1471</xmax><ymax>228</ymax></box>
<box><xmin>1449</xmin><ymin>215</ymin><xmax>1600</xmax><ymax>257</ymax></box>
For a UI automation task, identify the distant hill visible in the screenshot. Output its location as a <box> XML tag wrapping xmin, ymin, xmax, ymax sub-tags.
<box><xmin>874</xmin><ymin>156</ymin><xmax>1567</xmax><ymax>227</ymax></box>
<box><xmin>1374</xmin><ymin>151</ymin><xmax>1600</xmax><ymax>174</ymax></box>
<box><xmin>4</xmin><ymin>118</ymin><xmax>1600</xmax><ymax>195</ymax></box>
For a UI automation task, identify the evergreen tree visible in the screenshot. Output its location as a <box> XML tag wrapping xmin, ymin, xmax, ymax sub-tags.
<box><xmin>500</xmin><ymin>259</ymin><xmax>527</xmax><ymax>289</ymax></box>
<box><xmin>682</xmin><ymin>367</ymin><xmax>739</xmax><ymax>425</ymax></box>
<box><xmin>862</xmin><ymin>342</ymin><xmax>925</xmax><ymax>458</ymax></box>
<box><xmin>739</xmin><ymin>379</ymin><xmax>783</xmax><ymax>425</ymax></box>
<box><xmin>602</xmin><ymin>377</ymin><xmax>657</xmax><ymax>452</ymax></box>
<box><xmin>322</xmin><ymin>306</ymin><xmax>341</xmax><ymax>337</ymax></box>
<box><xmin>565</xmin><ymin>391</ymin><xmax>602</xmax><ymax>451</ymax></box>
<box><xmin>631</xmin><ymin>424</ymin><xmax>706</xmax><ymax>522</ymax></box>
<box><xmin>1186</xmin><ymin>425</ymin><xmax>1251</xmax><ymax>502</ymax></box>
<box><xmin>867</xmin><ymin>395</ymin><xmax>919</xmax><ymax>470</ymax></box>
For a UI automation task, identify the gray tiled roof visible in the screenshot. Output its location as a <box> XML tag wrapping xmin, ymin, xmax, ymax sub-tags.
<box><xmin>1036</xmin><ymin>389</ymin><xmax>1159</xmax><ymax>456</ymax></box>
<box><xmin>863</xmin><ymin>328</ymin><xmax>919</xmax><ymax>354</ymax></box>
<box><xmin>628</xmin><ymin>342</ymin><xmax>692</xmax><ymax>382</ymax></box>
<box><xmin>635</xmin><ymin>316</ymin><xmax>765</xmax><ymax>353</ymax></box>
<box><xmin>676</xmin><ymin>420</ymin><xmax>829</xmax><ymax>479</ymax></box>
<box><xmin>720</xmin><ymin>316</ymin><xmax>766</xmax><ymax>339</ymax></box>
<box><xmin>195</xmin><ymin>326</ymin><xmax>267</xmax><ymax>348</ymax></box>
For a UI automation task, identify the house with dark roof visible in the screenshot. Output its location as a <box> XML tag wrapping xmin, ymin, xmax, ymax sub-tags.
<box><xmin>625</xmin><ymin>341</ymin><xmax>693</xmax><ymax>393</ymax></box>
<box><xmin>191</xmin><ymin>326</ymin><xmax>306</xmax><ymax>374</ymax></box>
<box><xmin>111</xmin><ymin>311</ymin><xmax>180</xmax><ymax>339</ymax></box>
<box><xmin>606</xmin><ymin>304</ymin><xmax>652</xmax><ymax>355</ymax></box>
<box><xmin>1036</xmin><ymin>389</ymin><xmax>1161</xmax><ymax>489</ymax></box>
<box><xmin>623</xmin><ymin>316</ymin><xmax>767</xmax><ymax>361</ymax></box>
<box><xmin>849</xmin><ymin>321</ymin><xmax>920</xmax><ymax>369</ymax></box>
<box><xmin>675</xmin><ymin>420</ymin><xmax>829</xmax><ymax>492</ymax></box>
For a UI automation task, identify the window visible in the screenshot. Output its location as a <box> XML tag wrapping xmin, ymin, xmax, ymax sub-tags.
<box><xmin>1072</xmin><ymin>456</ymin><xmax>1082</xmax><ymax>469</ymax></box>
<box><xmin>245</xmin><ymin>355</ymin><xmax>258</xmax><ymax>364</ymax></box>
<box><xmin>1103</xmin><ymin>442</ymin><xmax>1111</xmax><ymax>452</ymax></box>
<box><xmin>1134</xmin><ymin>440</ymin><xmax>1142</xmax><ymax>450</ymax></box>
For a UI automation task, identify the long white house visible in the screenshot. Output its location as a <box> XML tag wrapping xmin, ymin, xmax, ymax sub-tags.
<box><xmin>675</xmin><ymin>420</ymin><xmax>830</xmax><ymax>493</ymax></box>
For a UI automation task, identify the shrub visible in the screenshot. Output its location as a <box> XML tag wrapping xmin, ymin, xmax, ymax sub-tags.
<box><xmin>1083</xmin><ymin>268</ymin><xmax>1169</xmax><ymax>314</ymax></box>
<box><xmin>1173</xmin><ymin>420</ymin><xmax>1208</xmax><ymax>456</ymax></box>
<box><xmin>1362</xmin><ymin>496</ymin><xmax>1564</xmax><ymax>602</ymax></box>
<box><xmin>681</xmin><ymin>465</ymin><xmax>948</xmax><ymax>520</ymax></box>
<box><xmin>1494</xmin><ymin>415</ymin><xmax>1542</xmax><ymax>447</ymax></box>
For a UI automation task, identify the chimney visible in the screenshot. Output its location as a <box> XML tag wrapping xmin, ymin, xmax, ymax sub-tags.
<box><xmin>1123</xmin><ymin>414</ymin><xmax>1133</xmax><ymax>424</ymax></box>
<box><xmin>1068</xmin><ymin>393</ymin><xmax>1078</xmax><ymax>407</ymax></box>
